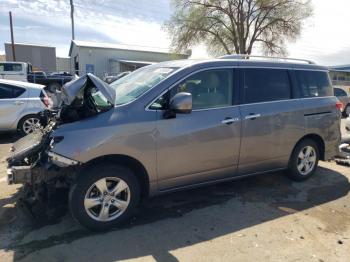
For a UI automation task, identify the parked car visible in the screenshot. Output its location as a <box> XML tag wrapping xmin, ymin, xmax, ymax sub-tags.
<box><xmin>104</xmin><ymin>71</ymin><xmax>131</xmax><ymax>84</ymax></box>
<box><xmin>27</xmin><ymin>71</ymin><xmax>74</xmax><ymax>92</ymax></box>
<box><xmin>0</xmin><ymin>79</ymin><xmax>51</xmax><ymax>135</ymax></box>
<box><xmin>0</xmin><ymin>61</ymin><xmax>32</xmax><ymax>82</ymax></box>
<box><xmin>7</xmin><ymin>56</ymin><xmax>341</xmax><ymax>230</ymax></box>
<box><xmin>334</xmin><ymin>86</ymin><xmax>350</xmax><ymax>117</ymax></box>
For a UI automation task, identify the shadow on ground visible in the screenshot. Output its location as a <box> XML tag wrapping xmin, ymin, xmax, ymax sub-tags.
<box><xmin>1</xmin><ymin>163</ymin><xmax>348</xmax><ymax>262</ymax></box>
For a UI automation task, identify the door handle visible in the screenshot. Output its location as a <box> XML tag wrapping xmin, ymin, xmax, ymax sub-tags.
<box><xmin>222</xmin><ymin>117</ymin><xmax>239</xmax><ymax>125</ymax></box>
<box><xmin>245</xmin><ymin>113</ymin><xmax>261</xmax><ymax>120</ymax></box>
<box><xmin>13</xmin><ymin>101</ymin><xmax>24</xmax><ymax>105</ymax></box>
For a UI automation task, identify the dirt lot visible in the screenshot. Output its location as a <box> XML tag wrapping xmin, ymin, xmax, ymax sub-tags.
<box><xmin>0</xmin><ymin>122</ymin><xmax>349</xmax><ymax>262</ymax></box>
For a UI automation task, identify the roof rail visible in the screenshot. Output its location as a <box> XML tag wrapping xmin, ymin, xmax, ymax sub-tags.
<box><xmin>219</xmin><ymin>54</ymin><xmax>315</xmax><ymax>65</ymax></box>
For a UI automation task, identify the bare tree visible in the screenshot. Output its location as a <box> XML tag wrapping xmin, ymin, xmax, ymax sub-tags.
<box><xmin>165</xmin><ymin>0</ymin><xmax>312</xmax><ymax>56</ymax></box>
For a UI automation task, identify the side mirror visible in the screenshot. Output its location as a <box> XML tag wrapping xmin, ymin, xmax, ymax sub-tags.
<box><xmin>169</xmin><ymin>92</ymin><xmax>192</xmax><ymax>114</ymax></box>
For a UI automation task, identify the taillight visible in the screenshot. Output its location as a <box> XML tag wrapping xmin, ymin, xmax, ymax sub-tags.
<box><xmin>336</xmin><ymin>101</ymin><xmax>344</xmax><ymax>111</ymax></box>
<box><xmin>40</xmin><ymin>91</ymin><xmax>50</xmax><ymax>108</ymax></box>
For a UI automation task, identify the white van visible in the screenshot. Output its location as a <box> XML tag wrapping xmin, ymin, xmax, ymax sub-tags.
<box><xmin>0</xmin><ymin>61</ymin><xmax>32</xmax><ymax>82</ymax></box>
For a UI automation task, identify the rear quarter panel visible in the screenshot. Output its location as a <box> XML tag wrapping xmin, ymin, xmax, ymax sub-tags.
<box><xmin>301</xmin><ymin>96</ymin><xmax>341</xmax><ymax>159</ymax></box>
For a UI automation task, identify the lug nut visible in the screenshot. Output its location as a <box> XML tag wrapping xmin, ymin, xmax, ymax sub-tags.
<box><xmin>111</xmin><ymin>199</ymin><xmax>115</xmax><ymax>203</ymax></box>
<box><xmin>104</xmin><ymin>203</ymin><xmax>109</xmax><ymax>207</ymax></box>
<box><xmin>103</xmin><ymin>192</ymin><xmax>108</xmax><ymax>195</ymax></box>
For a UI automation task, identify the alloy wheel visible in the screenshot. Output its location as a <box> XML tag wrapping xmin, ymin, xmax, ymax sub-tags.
<box><xmin>297</xmin><ymin>146</ymin><xmax>316</xmax><ymax>176</ymax></box>
<box><xmin>84</xmin><ymin>177</ymin><xmax>131</xmax><ymax>222</ymax></box>
<box><xmin>22</xmin><ymin>117</ymin><xmax>40</xmax><ymax>134</ymax></box>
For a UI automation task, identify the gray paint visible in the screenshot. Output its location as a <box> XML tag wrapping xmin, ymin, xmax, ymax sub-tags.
<box><xmin>5</xmin><ymin>43</ymin><xmax>57</xmax><ymax>72</ymax></box>
<box><xmin>50</xmin><ymin>59</ymin><xmax>341</xmax><ymax>196</ymax></box>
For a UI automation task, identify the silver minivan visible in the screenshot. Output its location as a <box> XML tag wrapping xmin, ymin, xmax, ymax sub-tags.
<box><xmin>7</xmin><ymin>56</ymin><xmax>341</xmax><ymax>230</ymax></box>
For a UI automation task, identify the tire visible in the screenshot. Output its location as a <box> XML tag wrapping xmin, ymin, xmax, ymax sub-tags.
<box><xmin>287</xmin><ymin>139</ymin><xmax>319</xmax><ymax>181</ymax></box>
<box><xmin>17</xmin><ymin>114</ymin><xmax>41</xmax><ymax>136</ymax></box>
<box><xmin>69</xmin><ymin>164</ymin><xmax>140</xmax><ymax>231</ymax></box>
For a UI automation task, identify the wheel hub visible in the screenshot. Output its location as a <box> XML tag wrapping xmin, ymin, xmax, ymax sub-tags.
<box><xmin>84</xmin><ymin>177</ymin><xmax>131</xmax><ymax>222</ymax></box>
<box><xmin>297</xmin><ymin>146</ymin><xmax>316</xmax><ymax>176</ymax></box>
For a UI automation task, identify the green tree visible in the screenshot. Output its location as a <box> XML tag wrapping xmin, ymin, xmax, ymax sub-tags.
<box><xmin>165</xmin><ymin>0</ymin><xmax>312</xmax><ymax>56</ymax></box>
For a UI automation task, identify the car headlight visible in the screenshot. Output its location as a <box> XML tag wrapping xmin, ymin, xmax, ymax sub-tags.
<box><xmin>48</xmin><ymin>151</ymin><xmax>79</xmax><ymax>167</ymax></box>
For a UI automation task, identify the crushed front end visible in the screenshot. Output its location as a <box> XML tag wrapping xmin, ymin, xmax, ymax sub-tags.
<box><xmin>6</xmin><ymin>119</ymin><xmax>81</xmax><ymax>220</ymax></box>
<box><xmin>6</xmin><ymin>73</ymin><xmax>115</xmax><ymax>221</ymax></box>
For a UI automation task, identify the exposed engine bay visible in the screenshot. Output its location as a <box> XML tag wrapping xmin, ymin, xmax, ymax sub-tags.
<box><xmin>6</xmin><ymin>73</ymin><xmax>115</xmax><ymax>221</ymax></box>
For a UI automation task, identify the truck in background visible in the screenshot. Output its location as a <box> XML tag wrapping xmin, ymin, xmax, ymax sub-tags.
<box><xmin>0</xmin><ymin>61</ymin><xmax>74</xmax><ymax>92</ymax></box>
<box><xmin>0</xmin><ymin>61</ymin><xmax>32</xmax><ymax>82</ymax></box>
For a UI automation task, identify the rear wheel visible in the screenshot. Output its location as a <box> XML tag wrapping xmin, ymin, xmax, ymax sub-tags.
<box><xmin>287</xmin><ymin>139</ymin><xmax>319</xmax><ymax>181</ymax></box>
<box><xmin>17</xmin><ymin>114</ymin><xmax>41</xmax><ymax>135</ymax></box>
<box><xmin>69</xmin><ymin>164</ymin><xmax>140</xmax><ymax>231</ymax></box>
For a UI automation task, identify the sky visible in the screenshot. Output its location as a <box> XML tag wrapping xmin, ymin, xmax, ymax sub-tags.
<box><xmin>0</xmin><ymin>0</ymin><xmax>349</xmax><ymax>66</ymax></box>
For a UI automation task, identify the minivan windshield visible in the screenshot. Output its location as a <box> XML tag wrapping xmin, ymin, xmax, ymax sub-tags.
<box><xmin>110</xmin><ymin>66</ymin><xmax>178</xmax><ymax>105</ymax></box>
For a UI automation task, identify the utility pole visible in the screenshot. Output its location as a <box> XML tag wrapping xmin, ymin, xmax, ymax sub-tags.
<box><xmin>9</xmin><ymin>11</ymin><xmax>16</xmax><ymax>61</ymax></box>
<box><xmin>70</xmin><ymin>0</ymin><xmax>75</xmax><ymax>40</ymax></box>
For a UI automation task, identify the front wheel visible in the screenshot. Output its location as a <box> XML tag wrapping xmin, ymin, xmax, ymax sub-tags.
<box><xmin>287</xmin><ymin>139</ymin><xmax>319</xmax><ymax>181</ymax></box>
<box><xmin>69</xmin><ymin>164</ymin><xmax>140</xmax><ymax>231</ymax></box>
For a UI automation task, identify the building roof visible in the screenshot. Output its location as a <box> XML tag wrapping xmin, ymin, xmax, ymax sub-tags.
<box><xmin>69</xmin><ymin>40</ymin><xmax>189</xmax><ymax>57</ymax></box>
<box><xmin>330</xmin><ymin>64</ymin><xmax>350</xmax><ymax>72</ymax></box>
<box><xmin>4</xmin><ymin>42</ymin><xmax>55</xmax><ymax>48</ymax></box>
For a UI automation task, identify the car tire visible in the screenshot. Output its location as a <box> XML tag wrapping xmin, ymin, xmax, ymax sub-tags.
<box><xmin>287</xmin><ymin>139</ymin><xmax>319</xmax><ymax>181</ymax></box>
<box><xmin>69</xmin><ymin>164</ymin><xmax>140</xmax><ymax>231</ymax></box>
<box><xmin>17</xmin><ymin>114</ymin><xmax>41</xmax><ymax>136</ymax></box>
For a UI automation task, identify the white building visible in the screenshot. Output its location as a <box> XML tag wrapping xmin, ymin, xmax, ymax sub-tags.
<box><xmin>69</xmin><ymin>40</ymin><xmax>190</xmax><ymax>77</ymax></box>
<box><xmin>56</xmin><ymin>57</ymin><xmax>71</xmax><ymax>72</ymax></box>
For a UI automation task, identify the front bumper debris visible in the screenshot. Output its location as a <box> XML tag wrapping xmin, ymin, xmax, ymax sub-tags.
<box><xmin>7</xmin><ymin>166</ymin><xmax>32</xmax><ymax>185</ymax></box>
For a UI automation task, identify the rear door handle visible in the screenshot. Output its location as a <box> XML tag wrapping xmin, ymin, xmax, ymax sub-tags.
<box><xmin>245</xmin><ymin>113</ymin><xmax>261</xmax><ymax>120</ymax></box>
<box><xmin>13</xmin><ymin>101</ymin><xmax>24</xmax><ymax>105</ymax></box>
<box><xmin>222</xmin><ymin>117</ymin><xmax>240</xmax><ymax>125</ymax></box>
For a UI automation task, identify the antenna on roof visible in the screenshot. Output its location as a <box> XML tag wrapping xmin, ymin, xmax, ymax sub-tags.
<box><xmin>219</xmin><ymin>54</ymin><xmax>315</xmax><ymax>65</ymax></box>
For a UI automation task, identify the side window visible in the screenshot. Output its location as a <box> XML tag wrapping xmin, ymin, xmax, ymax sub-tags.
<box><xmin>4</xmin><ymin>63</ymin><xmax>23</xmax><ymax>72</ymax></box>
<box><xmin>244</xmin><ymin>69</ymin><xmax>291</xmax><ymax>104</ymax></box>
<box><xmin>296</xmin><ymin>70</ymin><xmax>333</xmax><ymax>98</ymax></box>
<box><xmin>334</xmin><ymin>88</ymin><xmax>347</xmax><ymax>97</ymax></box>
<box><xmin>0</xmin><ymin>85</ymin><xmax>25</xmax><ymax>99</ymax></box>
<box><xmin>151</xmin><ymin>69</ymin><xmax>234</xmax><ymax>110</ymax></box>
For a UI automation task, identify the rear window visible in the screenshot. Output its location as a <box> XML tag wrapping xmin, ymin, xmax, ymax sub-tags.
<box><xmin>334</xmin><ymin>87</ymin><xmax>347</xmax><ymax>97</ymax></box>
<box><xmin>0</xmin><ymin>63</ymin><xmax>23</xmax><ymax>72</ymax></box>
<box><xmin>244</xmin><ymin>68</ymin><xmax>291</xmax><ymax>103</ymax></box>
<box><xmin>296</xmin><ymin>70</ymin><xmax>333</xmax><ymax>97</ymax></box>
<box><xmin>0</xmin><ymin>84</ymin><xmax>25</xmax><ymax>99</ymax></box>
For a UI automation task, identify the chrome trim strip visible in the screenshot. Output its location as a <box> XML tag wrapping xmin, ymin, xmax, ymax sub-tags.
<box><xmin>245</xmin><ymin>114</ymin><xmax>261</xmax><ymax>120</ymax></box>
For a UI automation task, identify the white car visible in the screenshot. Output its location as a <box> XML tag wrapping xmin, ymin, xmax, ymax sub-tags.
<box><xmin>0</xmin><ymin>79</ymin><xmax>51</xmax><ymax>135</ymax></box>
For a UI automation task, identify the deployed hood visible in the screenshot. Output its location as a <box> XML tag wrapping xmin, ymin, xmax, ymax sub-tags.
<box><xmin>61</xmin><ymin>73</ymin><xmax>116</xmax><ymax>105</ymax></box>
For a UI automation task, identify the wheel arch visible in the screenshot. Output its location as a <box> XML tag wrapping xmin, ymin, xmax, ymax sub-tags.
<box><xmin>292</xmin><ymin>134</ymin><xmax>325</xmax><ymax>161</ymax></box>
<box><xmin>16</xmin><ymin>113</ymin><xmax>41</xmax><ymax>131</ymax></box>
<box><xmin>82</xmin><ymin>154</ymin><xmax>150</xmax><ymax>198</ymax></box>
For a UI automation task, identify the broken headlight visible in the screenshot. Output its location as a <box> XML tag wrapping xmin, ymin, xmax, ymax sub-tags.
<box><xmin>49</xmin><ymin>136</ymin><xmax>64</xmax><ymax>149</ymax></box>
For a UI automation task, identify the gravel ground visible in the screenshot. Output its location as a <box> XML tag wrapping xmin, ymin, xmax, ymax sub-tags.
<box><xmin>0</xmin><ymin>121</ymin><xmax>349</xmax><ymax>262</ymax></box>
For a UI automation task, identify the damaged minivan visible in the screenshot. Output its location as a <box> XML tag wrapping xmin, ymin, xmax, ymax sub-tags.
<box><xmin>7</xmin><ymin>57</ymin><xmax>341</xmax><ymax>230</ymax></box>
